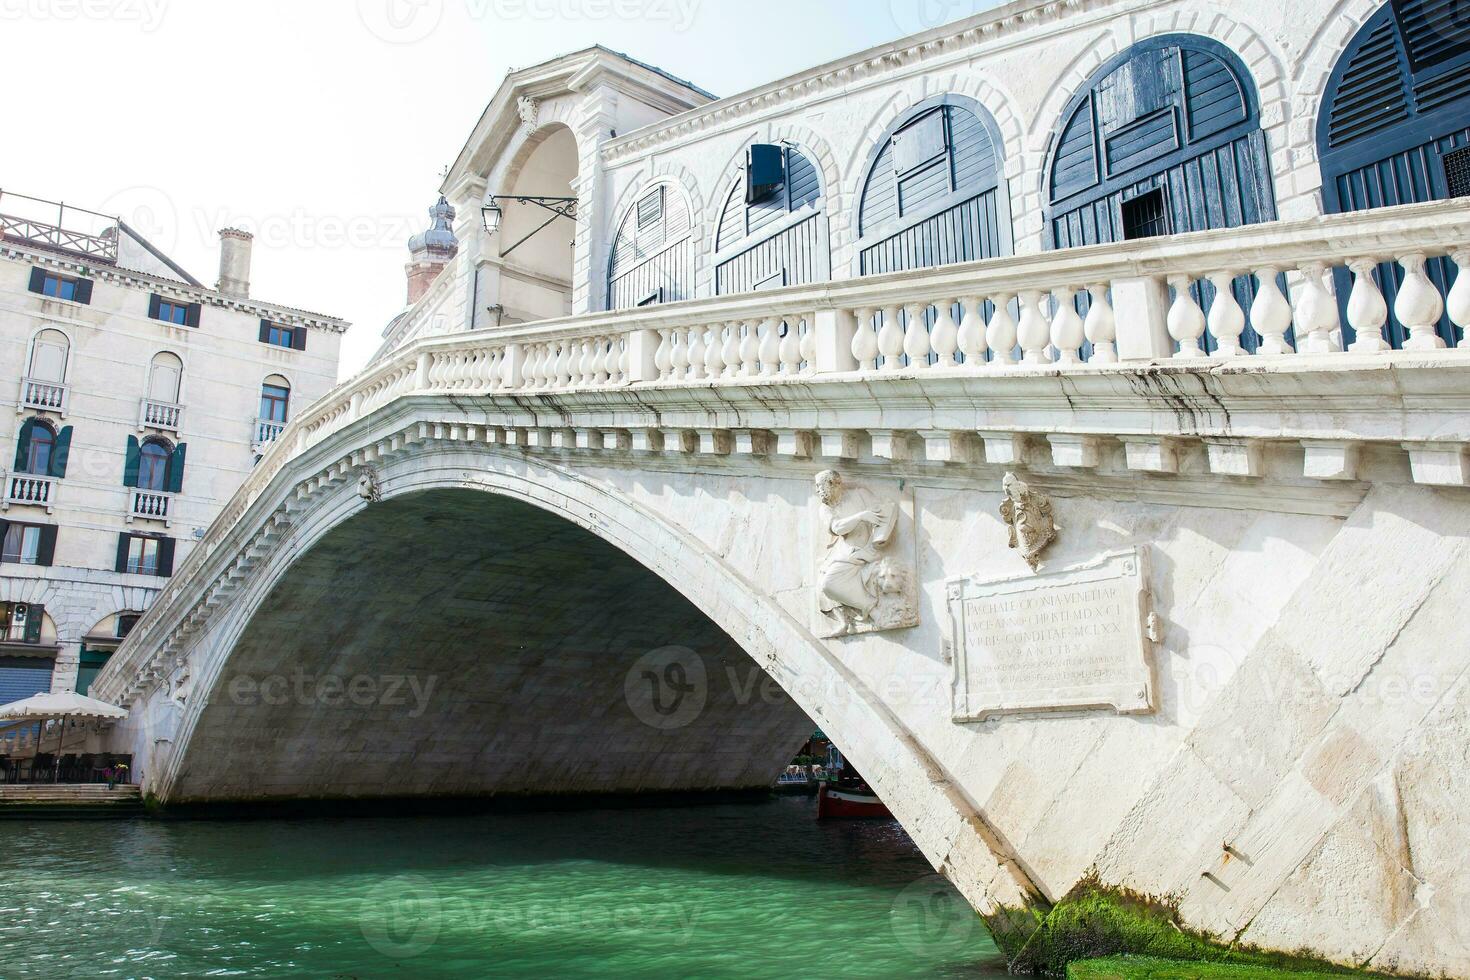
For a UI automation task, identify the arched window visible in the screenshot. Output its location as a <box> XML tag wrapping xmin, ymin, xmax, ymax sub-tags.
<box><xmin>713</xmin><ymin>144</ymin><xmax>828</xmax><ymax>294</ymax></box>
<box><xmin>28</xmin><ymin>328</ymin><xmax>69</xmax><ymax>383</ymax></box>
<box><xmin>260</xmin><ymin>376</ymin><xmax>290</xmax><ymax>423</ymax></box>
<box><xmin>15</xmin><ymin>418</ymin><xmax>56</xmax><ymax>475</ymax></box>
<box><xmin>1319</xmin><ymin>0</ymin><xmax>1470</xmax><ymax>347</ymax></box>
<box><xmin>148</xmin><ymin>352</ymin><xmax>183</xmax><ymax>404</ymax></box>
<box><xmin>856</xmin><ymin>95</ymin><xmax>1010</xmax><ymax>276</ymax></box>
<box><xmin>606</xmin><ymin>183</ymin><xmax>694</xmax><ymax>310</ymax></box>
<box><xmin>1044</xmin><ymin>35</ymin><xmax>1275</xmax><ymax>248</ymax></box>
<box><xmin>137</xmin><ymin>438</ymin><xmax>172</xmax><ymax>492</ymax></box>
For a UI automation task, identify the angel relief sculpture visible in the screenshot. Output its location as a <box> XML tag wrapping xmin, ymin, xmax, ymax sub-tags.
<box><xmin>814</xmin><ymin>470</ymin><xmax>917</xmax><ymax>637</ymax></box>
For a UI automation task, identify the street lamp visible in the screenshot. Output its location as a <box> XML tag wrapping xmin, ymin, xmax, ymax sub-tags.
<box><xmin>480</xmin><ymin>195</ymin><xmax>577</xmax><ymax>257</ymax></box>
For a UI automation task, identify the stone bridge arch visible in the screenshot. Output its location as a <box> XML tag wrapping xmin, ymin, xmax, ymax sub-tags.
<box><xmin>108</xmin><ymin>411</ymin><xmax>1042</xmax><ymax>945</ymax></box>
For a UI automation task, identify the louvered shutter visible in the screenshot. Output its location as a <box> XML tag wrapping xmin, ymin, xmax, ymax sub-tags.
<box><xmin>157</xmin><ymin>538</ymin><xmax>176</xmax><ymax>577</ymax></box>
<box><xmin>36</xmin><ymin>526</ymin><xmax>57</xmax><ymax>567</ymax></box>
<box><xmin>123</xmin><ymin>436</ymin><xmax>141</xmax><ymax>488</ymax></box>
<box><xmin>49</xmin><ymin>426</ymin><xmax>71</xmax><ymax>478</ymax></box>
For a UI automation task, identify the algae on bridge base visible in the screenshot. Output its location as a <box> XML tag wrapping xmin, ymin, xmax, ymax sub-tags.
<box><xmin>989</xmin><ymin>879</ymin><xmax>1393</xmax><ymax>978</ymax></box>
<box><xmin>1068</xmin><ymin>956</ymin><xmax>1375</xmax><ymax>979</ymax></box>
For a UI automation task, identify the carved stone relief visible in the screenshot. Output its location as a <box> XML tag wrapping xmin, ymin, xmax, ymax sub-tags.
<box><xmin>1000</xmin><ymin>472</ymin><xmax>1059</xmax><ymax>571</ymax></box>
<box><xmin>812</xmin><ymin>470</ymin><xmax>918</xmax><ymax>638</ymax></box>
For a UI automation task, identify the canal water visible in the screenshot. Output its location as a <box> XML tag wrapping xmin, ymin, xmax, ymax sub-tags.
<box><xmin>0</xmin><ymin>796</ymin><xmax>1009</xmax><ymax>978</ymax></box>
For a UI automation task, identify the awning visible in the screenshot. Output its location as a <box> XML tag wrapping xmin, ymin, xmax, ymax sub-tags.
<box><xmin>0</xmin><ymin>690</ymin><xmax>128</xmax><ymax>721</ymax></box>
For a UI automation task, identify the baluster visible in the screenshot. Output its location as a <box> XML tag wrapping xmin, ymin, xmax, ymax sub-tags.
<box><xmin>556</xmin><ymin>343</ymin><xmax>573</xmax><ymax>387</ymax></box>
<box><xmin>687</xmin><ymin>325</ymin><xmax>706</xmax><ymax>380</ymax></box>
<box><xmin>956</xmin><ymin>296</ymin><xmax>987</xmax><ymax>367</ymax></box>
<box><xmin>759</xmin><ymin>316</ymin><xmax>782</xmax><ymax>376</ymax></box>
<box><xmin>488</xmin><ymin>349</ymin><xmax>504</xmax><ymax>390</ymax></box>
<box><xmin>1051</xmin><ymin>287</ymin><xmax>1086</xmax><ymax>364</ymax></box>
<box><xmin>1017</xmin><ymin>291</ymin><xmax>1051</xmax><ymax>365</ymax></box>
<box><xmin>670</xmin><ymin>327</ymin><xmax>690</xmax><ymax>381</ymax></box>
<box><xmin>1448</xmin><ymin>249</ymin><xmax>1470</xmax><ymax>350</ymax></box>
<box><xmin>1167</xmin><ymin>276</ymin><xmax>1207</xmax><ymax>359</ymax></box>
<box><xmin>722</xmin><ymin>321</ymin><xmax>743</xmax><ymax>379</ymax></box>
<box><xmin>578</xmin><ymin>339</ymin><xmax>595</xmax><ymax>385</ymax></box>
<box><xmin>655</xmin><ymin>329</ymin><xmax>674</xmax><ymax>381</ymax></box>
<box><xmin>618</xmin><ymin>337</ymin><xmax>632</xmax><ymax>383</ymax></box>
<box><xmin>987</xmin><ymin>294</ymin><xmax>1018</xmax><ymax>366</ymax></box>
<box><xmin>739</xmin><ymin>320</ymin><xmax>761</xmax><ymax>376</ymax></box>
<box><xmin>541</xmin><ymin>344</ymin><xmax>557</xmax><ymax>387</ymax></box>
<box><xmin>1084</xmin><ymin>285</ymin><xmax>1117</xmax><ymax>363</ymax></box>
<box><xmin>931</xmin><ymin>300</ymin><xmax>960</xmax><ymax>368</ymax></box>
<box><xmin>1396</xmin><ymin>253</ymin><xmax>1447</xmax><ymax>350</ymax></box>
<box><xmin>1204</xmin><ymin>274</ymin><xmax>1244</xmax><ymax>357</ymax></box>
<box><xmin>1250</xmin><ymin>267</ymin><xmax>1294</xmax><ymax>355</ymax></box>
<box><xmin>779</xmin><ymin>317</ymin><xmax>803</xmax><ymax>375</ymax></box>
<box><xmin>903</xmin><ymin>302</ymin><xmax>932</xmax><ymax>368</ymax></box>
<box><xmin>522</xmin><ymin>345</ymin><xmax>540</xmax><ymax>388</ymax></box>
<box><xmin>799</xmin><ymin>317</ymin><xmax>815</xmax><ymax>371</ymax></box>
<box><xmin>705</xmin><ymin>324</ymin><xmax>726</xmax><ymax>379</ymax></box>
<box><xmin>1294</xmin><ymin>263</ymin><xmax>1341</xmax><ymax>355</ymax></box>
<box><xmin>1345</xmin><ymin>261</ymin><xmax>1389</xmax><ymax>353</ymax></box>
<box><xmin>851</xmin><ymin>307</ymin><xmax>879</xmax><ymax>371</ymax></box>
<box><xmin>878</xmin><ymin>305</ymin><xmax>904</xmax><ymax>371</ymax></box>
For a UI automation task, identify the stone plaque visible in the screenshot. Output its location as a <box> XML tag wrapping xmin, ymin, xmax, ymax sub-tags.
<box><xmin>948</xmin><ymin>548</ymin><xmax>1155</xmax><ymax>721</ymax></box>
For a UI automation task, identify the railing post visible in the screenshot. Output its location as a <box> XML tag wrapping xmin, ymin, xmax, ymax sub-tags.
<box><xmin>1110</xmin><ymin>276</ymin><xmax>1174</xmax><ymax>361</ymax></box>
<box><xmin>414</xmin><ymin>351</ymin><xmax>431</xmax><ymax>391</ymax></box>
<box><xmin>503</xmin><ymin>343</ymin><xmax>526</xmax><ymax>389</ymax></box>
<box><xmin>812</xmin><ymin>308</ymin><xmax>857</xmax><ymax>375</ymax></box>
<box><xmin>627</xmin><ymin>329</ymin><xmax>660</xmax><ymax>384</ymax></box>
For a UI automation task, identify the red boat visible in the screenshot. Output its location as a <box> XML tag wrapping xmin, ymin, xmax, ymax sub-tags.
<box><xmin>816</xmin><ymin>747</ymin><xmax>892</xmax><ymax>820</ymax></box>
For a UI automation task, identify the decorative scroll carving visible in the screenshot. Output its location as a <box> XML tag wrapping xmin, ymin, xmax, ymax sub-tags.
<box><xmin>813</xmin><ymin>470</ymin><xmax>918</xmax><ymax>638</ymax></box>
<box><xmin>1000</xmin><ymin>473</ymin><xmax>1058</xmax><ymax>571</ymax></box>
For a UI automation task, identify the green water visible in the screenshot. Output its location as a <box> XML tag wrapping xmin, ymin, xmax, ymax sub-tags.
<box><xmin>0</xmin><ymin>797</ymin><xmax>1009</xmax><ymax>978</ymax></box>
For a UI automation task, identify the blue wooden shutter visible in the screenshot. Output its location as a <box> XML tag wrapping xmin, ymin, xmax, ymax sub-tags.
<box><xmin>36</xmin><ymin>526</ymin><xmax>57</xmax><ymax>567</ymax></box>
<box><xmin>185</xmin><ymin>302</ymin><xmax>202</xmax><ymax>328</ymax></box>
<box><xmin>27</xmin><ymin>268</ymin><xmax>45</xmax><ymax>294</ymax></box>
<box><xmin>115</xmin><ymin>534</ymin><xmax>131</xmax><ymax>573</ymax></box>
<box><xmin>148</xmin><ymin>294</ymin><xmax>162</xmax><ymax>320</ymax></box>
<box><xmin>157</xmin><ymin>538</ymin><xmax>175</xmax><ymax>577</ymax></box>
<box><xmin>167</xmin><ymin>443</ymin><xmax>187</xmax><ymax>493</ymax></box>
<box><xmin>49</xmin><ymin>426</ymin><xmax>71</xmax><ymax>478</ymax></box>
<box><xmin>1394</xmin><ymin>0</ymin><xmax>1470</xmax><ymax>71</ymax></box>
<box><xmin>123</xmin><ymin>436</ymin><xmax>141</xmax><ymax>488</ymax></box>
<box><xmin>259</xmin><ymin>319</ymin><xmax>272</xmax><ymax>343</ymax></box>
<box><xmin>746</xmin><ymin>144</ymin><xmax>786</xmax><ymax>204</ymax></box>
<box><xmin>291</xmin><ymin>326</ymin><xmax>307</xmax><ymax>351</ymax></box>
<box><xmin>13</xmin><ymin>420</ymin><xmax>33</xmax><ymax>471</ymax></box>
<box><xmin>73</xmin><ymin>278</ymin><xmax>93</xmax><ymax>305</ymax></box>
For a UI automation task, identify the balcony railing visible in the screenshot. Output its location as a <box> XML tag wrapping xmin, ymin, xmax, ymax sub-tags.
<box><xmin>18</xmin><ymin>377</ymin><xmax>67</xmax><ymax>415</ymax></box>
<box><xmin>127</xmin><ymin>489</ymin><xmax>173</xmax><ymax>525</ymax></box>
<box><xmin>139</xmin><ymin>398</ymin><xmax>183</xmax><ymax>433</ymax></box>
<box><xmin>0</xmin><ymin>190</ymin><xmax>119</xmax><ymax>261</ymax></box>
<box><xmin>3</xmin><ymin>473</ymin><xmax>56</xmax><ymax>513</ymax></box>
<box><xmin>253</xmin><ymin>418</ymin><xmax>286</xmax><ymax>452</ymax></box>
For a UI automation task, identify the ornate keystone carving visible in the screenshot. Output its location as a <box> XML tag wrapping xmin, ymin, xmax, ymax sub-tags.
<box><xmin>813</xmin><ymin>470</ymin><xmax>918</xmax><ymax>638</ymax></box>
<box><xmin>517</xmin><ymin>96</ymin><xmax>540</xmax><ymax>127</ymax></box>
<box><xmin>356</xmin><ymin>466</ymin><xmax>381</xmax><ymax>503</ymax></box>
<box><xmin>1000</xmin><ymin>473</ymin><xmax>1059</xmax><ymax>571</ymax></box>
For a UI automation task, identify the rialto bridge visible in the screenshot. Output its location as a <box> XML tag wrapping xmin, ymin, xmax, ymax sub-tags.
<box><xmin>89</xmin><ymin>200</ymin><xmax>1470</xmax><ymax>976</ymax></box>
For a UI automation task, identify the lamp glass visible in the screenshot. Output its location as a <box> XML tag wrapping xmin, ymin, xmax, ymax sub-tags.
<box><xmin>481</xmin><ymin>201</ymin><xmax>502</xmax><ymax>234</ymax></box>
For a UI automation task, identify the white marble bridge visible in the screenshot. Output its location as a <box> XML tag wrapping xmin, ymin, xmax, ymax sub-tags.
<box><xmin>91</xmin><ymin>200</ymin><xmax>1470</xmax><ymax>975</ymax></box>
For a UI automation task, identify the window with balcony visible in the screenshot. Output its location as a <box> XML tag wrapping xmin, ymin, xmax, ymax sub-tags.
<box><xmin>28</xmin><ymin>329</ymin><xmax>68</xmax><ymax>384</ymax></box>
<box><xmin>260</xmin><ymin>378</ymin><xmax>290</xmax><ymax>423</ymax></box>
<box><xmin>148</xmin><ymin>294</ymin><xmax>201</xmax><ymax>327</ymax></box>
<box><xmin>26</xmin><ymin>268</ymin><xmax>92</xmax><ymax>304</ymax></box>
<box><xmin>0</xmin><ymin>522</ymin><xmax>55</xmax><ymax>566</ymax></box>
<box><xmin>115</xmin><ymin>533</ymin><xmax>174</xmax><ymax>577</ymax></box>
<box><xmin>258</xmin><ymin>320</ymin><xmax>305</xmax><ymax>350</ymax></box>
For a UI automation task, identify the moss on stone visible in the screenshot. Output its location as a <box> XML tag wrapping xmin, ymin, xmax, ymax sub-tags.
<box><xmin>1068</xmin><ymin>956</ymin><xmax>1364</xmax><ymax>979</ymax></box>
<box><xmin>1001</xmin><ymin>879</ymin><xmax>1379</xmax><ymax>977</ymax></box>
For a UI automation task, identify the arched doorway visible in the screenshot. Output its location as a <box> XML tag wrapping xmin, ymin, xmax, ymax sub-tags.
<box><xmin>496</xmin><ymin>125</ymin><xmax>579</xmax><ymax>324</ymax></box>
<box><xmin>1318</xmin><ymin>0</ymin><xmax>1470</xmax><ymax>347</ymax></box>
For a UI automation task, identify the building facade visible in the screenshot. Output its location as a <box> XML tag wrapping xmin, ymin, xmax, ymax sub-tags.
<box><xmin>0</xmin><ymin>192</ymin><xmax>345</xmax><ymax>708</ymax></box>
<box><xmin>378</xmin><ymin>0</ymin><xmax>1468</xmax><ymax>358</ymax></box>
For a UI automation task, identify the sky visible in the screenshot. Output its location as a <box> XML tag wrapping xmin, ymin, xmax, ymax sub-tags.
<box><xmin>1</xmin><ymin>0</ymin><xmax>1001</xmax><ymax>377</ymax></box>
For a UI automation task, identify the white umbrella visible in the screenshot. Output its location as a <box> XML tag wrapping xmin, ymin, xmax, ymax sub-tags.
<box><xmin>0</xmin><ymin>692</ymin><xmax>127</xmax><ymax>782</ymax></box>
<box><xmin>0</xmin><ymin>690</ymin><xmax>128</xmax><ymax>721</ymax></box>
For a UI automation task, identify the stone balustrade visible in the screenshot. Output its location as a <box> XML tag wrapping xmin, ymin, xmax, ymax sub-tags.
<box><xmin>128</xmin><ymin>489</ymin><xmax>172</xmax><ymax>524</ymax></box>
<box><xmin>4</xmin><ymin>473</ymin><xmax>55</xmax><ymax>512</ymax></box>
<box><xmin>18</xmin><ymin>377</ymin><xmax>67</xmax><ymax>414</ymax></box>
<box><xmin>139</xmin><ymin>398</ymin><xmax>182</xmax><ymax>433</ymax></box>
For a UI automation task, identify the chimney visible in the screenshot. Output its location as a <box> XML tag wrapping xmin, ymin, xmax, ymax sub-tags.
<box><xmin>405</xmin><ymin>196</ymin><xmax>459</xmax><ymax>305</ymax></box>
<box><xmin>217</xmin><ymin>228</ymin><xmax>254</xmax><ymax>298</ymax></box>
